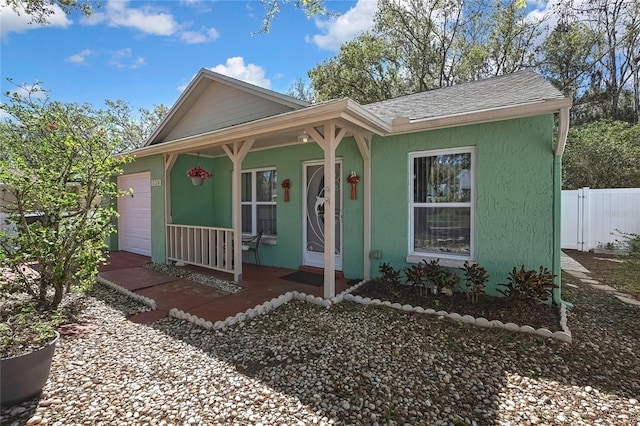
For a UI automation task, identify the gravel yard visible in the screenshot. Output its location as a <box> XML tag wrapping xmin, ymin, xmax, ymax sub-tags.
<box><xmin>2</xmin><ymin>269</ymin><xmax>639</xmax><ymax>425</ymax></box>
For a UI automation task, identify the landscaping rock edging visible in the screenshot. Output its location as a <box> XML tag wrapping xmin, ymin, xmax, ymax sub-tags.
<box><xmin>165</xmin><ymin>279</ymin><xmax>572</xmax><ymax>343</ymax></box>
<box><xmin>96</xmin><ymin>277</ymin><xmax>157</xmax><ymax>310</ymax></box>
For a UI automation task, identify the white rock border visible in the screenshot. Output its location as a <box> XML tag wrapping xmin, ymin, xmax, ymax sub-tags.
<box><xmin>340</xmin><ymin>280</ymin><xmax>573</xmax><ymax>344</ymax></box>
<box><xmin>112</xmin><ymin>275</ymin><xmax>571</xmax><ymax>344</ymax></box>
<box><xmin>168</xmin><ymin>290</ymin><xmax>332</xmax><ymax>331</ymax></box>
<box><xmin>97</xmin><ymin>277</ymin><xmax>157</xmax><ymax>310</ymax></box>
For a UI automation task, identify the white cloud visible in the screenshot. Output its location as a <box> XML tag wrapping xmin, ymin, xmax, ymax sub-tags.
<box><xmin>0</xmin><ymin>2</ymin><xmax>71</xmax><ymax>40</ymax></box>
<box><xmin>179</xmin><ymin>0</ymin><xmax>212</xmax><ymax>13</ymax></box>
<box><xmin>309</xmin><ymin>0</ymin><xmax>378</xmax><ymax>51</ymax></box>
<box><xmin>83</xmin><ymin>0</ymin><xmax>178</xmax><ymax>36</ymax></box>
<box><xmin>208</xmin><ymin>57</ymin><xmax>271</xmax><ymax>89</ymax></box>
<box><xmin>67</xmin><ymin>49</ymin><xmax>93</xmax><ymax>64</ymax></box>
<box><xmin>180</xmin><ymin>27</ymin><xmax>220</xmax><ymax>44</ymax></box>
<box><xmin>109</xmin><ymin>48</ymin><xmax>146</xmax><ymax>69</ymax></box>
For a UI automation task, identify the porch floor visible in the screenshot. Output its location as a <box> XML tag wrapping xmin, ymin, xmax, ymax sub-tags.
<box><xmin>98</xmin><ymin>251</ymin><xmax>353</xmax><ymax>324</ymax></box>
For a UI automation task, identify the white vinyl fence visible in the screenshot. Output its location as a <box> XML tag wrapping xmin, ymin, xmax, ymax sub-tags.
<box><xmin>562</xmin><ymin>187</ymin><xmax>640</xmax><ymax>251</ymax></box>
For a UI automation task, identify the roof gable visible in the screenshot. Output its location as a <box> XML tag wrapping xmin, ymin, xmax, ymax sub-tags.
<box><xmin>147</xmin><ymin>69</ymin><xmax>309</xmax><ymax>145</ymax></box>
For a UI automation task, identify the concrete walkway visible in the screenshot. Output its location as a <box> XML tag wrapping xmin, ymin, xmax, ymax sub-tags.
<box><xmin>561</xmin><ymin>251</ymin><xmax>590</xmax><ymax>273</ymax></box>
<box><xmin>561</xmin><ymin>251</ymin><xmax>640</xmax><ymax>307</ymax></box>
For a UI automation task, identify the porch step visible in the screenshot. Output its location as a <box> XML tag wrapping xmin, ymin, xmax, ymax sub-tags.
<box><xmin>298</xmin><ymin>266</ymin><xmax>344</xmax><ymax>279</ymax></box>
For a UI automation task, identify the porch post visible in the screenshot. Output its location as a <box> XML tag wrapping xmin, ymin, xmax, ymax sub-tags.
<box><xmin>323</xmin><ymin>126</ymin><xmax>337</xmax><ymax>299</ymax></box>
<box><xmin>307</xmin><ymin>122</ymin><xmax>346</xmax><ymax>299</ymax></box>
<box><xmin>164</xmin><ymin>154</ymin><xmax>177</xmax><ymax>225</ymax></box>
<box><xmin>222</xmin><ymin>140</ymin><xmax>255</xmax><ymax>283</ymax></box>
<box><xmin>354</xmin><ymin>134</ymin><xmax>372</xmax><ymax>280</ymax></box>
<box><xmin>164</xmin><ymin>154</ymin><xmax>177</xmax><ymax>265</ymax></box>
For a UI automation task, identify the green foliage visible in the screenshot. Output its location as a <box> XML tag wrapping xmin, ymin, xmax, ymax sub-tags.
<box><xmin>461</xmin><ymin>261</ymin><xmax>489</xmax><ymax>303</ymax></box>
<box><xmin>498</xmin><ymin>265</ymin><xmax>557</xmax><ymax>303</ymax></box>
<box><xmin>258</xmin><ymin>0</ymin><xmax>327</xmax><ymax>33</ymax></box>
<box><xmin>563</xmin><ymin>120</ymin><xmax>640</xmax><ymax>189</ymax></box>
<box><xmin>0</xmin><ymin>299</ymin><xmax>64</xmax><ymax>358</ymax></box>
<box><xmin>309</xmin><ymin>33</ymin><xmax>407</xmax><ymax>103</ymax></box>
<box><xmin>310</xmin><ymin>0</ymin><xmax>545</xmax><ymax>101</ymax></box>
<box><xmin>3</xmin><ymin>0</ymin><xmax>92</xmax><ymax>25</ymax></box>
<box><xmin>103</xmin><ymin>100</ymin><xmax>168</xmax><ymax>153</ymax></box>
<box><xmin>0</xmin><ymin>82</ymin><xmax>133</xmax><ymax>311</ymax></box>
<box><xmin>537</xmin><ymin>21</ymin><xmax>598</xmax><ymax>111</ymax></box>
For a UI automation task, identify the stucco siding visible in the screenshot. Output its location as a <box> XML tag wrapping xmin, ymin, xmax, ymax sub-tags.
<box><xmin>370</xmin><ymin>115</ymin><xmax>556</xmax><ymax>294</ymax></box>
<box><xmin>111</xmin><ymin>154</ymin><xmax>166</xmax><ymax>264</ymax></box>
<box><xmin>165</xmin><ymin>83</ymin><xmax>294</xmax><ymax>141</ymax></box>
<box><xmin>170</xmin><ymin>155</ymin><xmax>217</xmax><ymax>226</ymax></box>
<box><xmin>169</xmin><ymin>139</ymin><xmax>366</xmax><ymax>279</ymax></box>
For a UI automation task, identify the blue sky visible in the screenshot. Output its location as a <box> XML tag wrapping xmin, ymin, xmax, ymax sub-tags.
<box><xmin>1</xmin><ymin>0</ymin><xmax>378</xmax><ymax>111</ymax></box>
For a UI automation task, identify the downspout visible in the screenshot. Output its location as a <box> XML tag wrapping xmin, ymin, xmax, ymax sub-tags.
<box><xmin>553</xmin><ymin>107</ymin><xmax>570</xmax><ymax>305</ymax></box>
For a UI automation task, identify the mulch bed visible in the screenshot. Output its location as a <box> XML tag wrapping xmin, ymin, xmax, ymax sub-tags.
<box><xmin>353</xmin><ymin>281</ymin><xmax>561</xmax><ymax>331</ymax></box>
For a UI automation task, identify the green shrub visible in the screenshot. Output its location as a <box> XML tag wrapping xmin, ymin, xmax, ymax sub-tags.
<box><xmin>498</xmin><ymin>265</ymin><xmax>557</xmax><ymax>303</ymax></box>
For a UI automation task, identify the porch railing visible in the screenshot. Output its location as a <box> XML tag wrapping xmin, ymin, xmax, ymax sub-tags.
<box><xmin>166</xmin><ymin>224</ymin><xmax>234</xmax><ymax>273</ymax></box>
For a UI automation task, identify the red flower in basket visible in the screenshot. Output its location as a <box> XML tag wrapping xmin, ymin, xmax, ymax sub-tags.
<box><xmin>187</xmin><ymin>166</ymin><xmax>212</xmax><ymax>179</ymax></box>
<box><xmin>347</xmin><ymin>171</ymin><xmax>360</xmax><ymax>200</ymax></box>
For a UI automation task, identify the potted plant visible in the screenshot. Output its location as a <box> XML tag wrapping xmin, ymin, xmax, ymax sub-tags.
<box><xmin>187</xmin><ymin>166</ymin><xmax>212</xmax><ymax>186</ymax></box>
<box><xmin>347</xmin><ymin>171</ymin><xmax>360</xmax><ymax>200</ymax></box>
<box><xmin>0</xmin><ymin>84</ymin><xmax>131</xmax><ymax>405</ymax></box>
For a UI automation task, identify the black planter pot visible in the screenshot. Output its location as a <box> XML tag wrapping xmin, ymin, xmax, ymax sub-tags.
<box><xmin>1</xmin><ymin>331</ymin><xmax>59</xmax><ymax>406</ymax></box>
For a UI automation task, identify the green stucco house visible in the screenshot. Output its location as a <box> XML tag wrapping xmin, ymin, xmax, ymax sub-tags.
<box><xmin>111</xmin><ymin>69</ymin><xmax>571</xmax><ymax>301</ymax></box>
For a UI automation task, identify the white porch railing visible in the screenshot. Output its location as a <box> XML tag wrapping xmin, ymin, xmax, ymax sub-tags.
<box><xmin>166</xmin><ymin>224</ymin><xmax>234</xmax><ymax>273</ymax></box>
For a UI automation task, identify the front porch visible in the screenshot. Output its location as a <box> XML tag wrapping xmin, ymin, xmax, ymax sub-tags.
<box><xmin>99</xmin><ymin>251</ymin><xmax>353</xmax><ymax>324</ymax></box>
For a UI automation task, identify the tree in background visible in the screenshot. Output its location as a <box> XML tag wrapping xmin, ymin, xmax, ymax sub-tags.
<box><xmin>310</xmin><ymin>0</ymin><xmax>546</xmax><ymax>102</ymax></box>
<box><xmin>103</xmin><ymin>100</ymin><xmax>168</xmax><ymax>152</ymax></box>
<box><xmin>550</xmin><ymin>0</ymin><xmax>640</xmax><ymax>122</ymax></box>
<box><xmin>5</xmin><ymin>0</ymin><xmax>328</xmax><ymax>35</ymax></box>
<box><xmin>563</xmin><ymin>120</ymin><xmax>640</xmax><ymax>189</ymax></box>
<box><xmin>537</xmin><ymin>21</ymin><xmax>600</xmax><ymax>123</ymax></box>
<box><xmin>309</xmin><ymin>33</ymin><xmax>407</xmax><ymax>103</ymax></box>
<box><xmin>285</xmin><ymin>78</ymin><xmax>316</xmax><ymax>103</ymax></box>
<box><xmin>0</xmin><ymin>84</ymin><xmax>132</xmax><ymax>309</ymax></box>
<box><xmin>3</xmin><ymin>0</ymin><xmax>92</xmax><ymax>24</ymax></box>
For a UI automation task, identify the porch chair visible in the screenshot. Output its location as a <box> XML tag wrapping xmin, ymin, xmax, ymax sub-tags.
<box><xmin>242</xmin><ymin>230</ymin><xmax>264</xmax><ymax>269</ymax></box>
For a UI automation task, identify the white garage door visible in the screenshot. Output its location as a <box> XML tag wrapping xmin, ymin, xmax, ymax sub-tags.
<box><xmin>117</xmin><ymin>172</ymin><xmax>152</xmax><ymax>256</ymax></box>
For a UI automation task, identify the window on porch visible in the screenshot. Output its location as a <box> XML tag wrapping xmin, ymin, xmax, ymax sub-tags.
<box><xmin>409</xmin><ymin>147</ymin><xmax>475</xmax><ymax>260</ymax></box>
<box><xmin>242</xmin><ymin>168</ymin><xmax>277</xmax><ymax>236</ymax></box>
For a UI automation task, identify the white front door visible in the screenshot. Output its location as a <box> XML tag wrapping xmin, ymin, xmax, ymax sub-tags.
<box><xmin>303</xmin><ymin>161</ymin><xmax>342</xmax><ymax>270</ymax></box>
<box><xmin>117</xmin><ymin>172</ymin><xmax>152</xmax><ymax>256</ymax></box>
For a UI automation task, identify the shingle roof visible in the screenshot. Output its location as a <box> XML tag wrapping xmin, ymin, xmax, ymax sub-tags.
<box><xmin>363</xmin><ymin>70</ymin><xmax>565</xmax><ymax>122</ymax></box>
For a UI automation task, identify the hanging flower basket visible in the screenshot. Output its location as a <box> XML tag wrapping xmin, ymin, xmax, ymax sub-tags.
<box><xmin>347</xmin><ymin>171</ymin><xmax>360</xmax><ymax>200</ymax></box>
<box><xmin>187</xmin><ymin>166</ymin><xmax>212</xmax><ymax>186</ymax></box>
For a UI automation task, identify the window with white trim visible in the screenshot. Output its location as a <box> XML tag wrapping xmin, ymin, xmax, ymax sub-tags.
<box><xmin>409</xmin><ymin>147</ymin><xmax>474</xmax><ymax>259</ymax></box>
<box><xmin>242</xmin><ymin>168</ymin><xmax>277</xmax><ymax>236</ymax></box>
